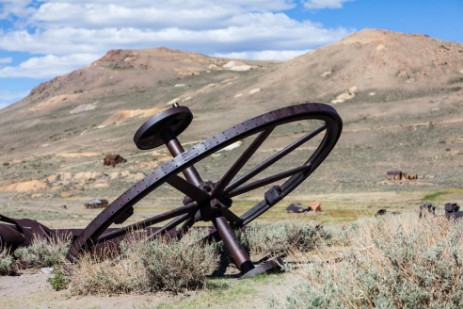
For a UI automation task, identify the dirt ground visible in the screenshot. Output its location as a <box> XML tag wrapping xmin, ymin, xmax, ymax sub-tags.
<box><xmin>0</xmin><ymin>269</ymin><xmax>300</xmax><ymax>309</ymax></box>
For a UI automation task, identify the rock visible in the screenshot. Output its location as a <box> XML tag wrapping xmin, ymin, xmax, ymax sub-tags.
<box><xmin>103</xmin><ymin>154</ymin><xmax>127</xmax><ymax>167</ymax></box>
<box><xmin>69</xmin><ymin>103</ymin><xmax>97</xmax><ymax>114</ymax></box>
<box><xmin>41</xmin><ymin>267</ymin><xmax>53</xmax><ymax>274</ymax></box>
<box><xmin>84</xmin><ymin>199</ymin><xmax>109</xmax><ymax>209</ymax></box>
<box><xmin>331</xmin><ymin>86</ymin><xmax>357</xmax><ymax>104</ymax></box>
<box><xmin>375</xmin><ymin>208</ymin><xmax>387</xmax><ymax>216</ymax></box>
<box><xmin>249</xmin><ymin>88</ymin><xmax>261</xmax><ymax>95</ymax></box>
<box><xmin>223</xmin><ymin>60</ymin><xmax>252</xmax><ymax>72</ymax></box>
<box><xmin>60</xmin><ymin>192</ymin><xmax>72</xmax><ymax>198</ymax></box>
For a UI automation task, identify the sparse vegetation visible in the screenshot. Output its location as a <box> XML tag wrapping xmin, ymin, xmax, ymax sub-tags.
<box><xmin>240</xmin><ymin>221</ymin><xmax>331</xmax><ymax>256</ymax></box>
<box><xmin>67</xmin><ymin>233</ymin><xmax>219</xmax><ymax>295</ymax></box>
<box><xmin>0</xmin><ymin>249</ymin><xmax>17</xmax><ymax>275</ymax></box>
<box><xmin>423</xmin><ymin>190</ymin><xmax>450</xmax><ymax>201</ymax></box>
<box><xmin>13</xmin><ymin>236</ymin><xmax>70</xmax><ymax>268</ymax></box>
<box><xmin>141</xmin><ymin>236</ymin><xmax>218</xmax><ymax>293</ymax></box>
<box><xmin>271</xmin><ymin>214</ymin><xmax>463</xmax><ymax>308</ymax></box>
<box><xmin>66</xmin><ymin>252</ymin><xmax>149</xmax><ymax>295</ymax></box>
<box><xmin>48</xmin><ymin>269</ymin><xmax>68</xmax><ymax>291</ymax></box>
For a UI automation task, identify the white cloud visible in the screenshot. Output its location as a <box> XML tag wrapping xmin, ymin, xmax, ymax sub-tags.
<box><xmin>0</xmin><ymin>57</ymin><xmax>12</xmax><ymax>64</ymax></box>
<box><xmin>0</xmin><ymin>0</ymin><xmax>35</xmax><ymax>19</ymax></box>
<box><xmin>0</xmin><ymin>14</ymin><xmax>350</xmax><ymax>56</ymax></box>
<box><xmin>0</xmin><ymin>53</ymin><xmax>100</xmax><ymax>78</ymax></box>
<box><xmin>0</xmin><ymin>1</ymin><xmax>353</xmax><ymax>90</ymax></box>
<box><xmin>213</xmin><ymin>49</ymin><xmax>310</xmax><ymax>61</ymax></box>
<box><xmin>303</xmin><ymin>0</ymin><xmax>351</xmax><ymax>9</ymax></box>
<box><xmin>0</xmin><ymin>1</ymin><xmax>351</xmax><ymax>55</ymax></box>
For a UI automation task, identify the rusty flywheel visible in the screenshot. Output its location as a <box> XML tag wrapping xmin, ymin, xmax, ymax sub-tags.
<box><xmin>64</xmin><ymin>102</ymin><xmax>342</xmax><ymax>276</ymax></box>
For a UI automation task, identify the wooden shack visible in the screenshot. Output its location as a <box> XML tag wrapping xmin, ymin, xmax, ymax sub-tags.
<box><xmin>386</xmin><ymin>171</ymin><xmax>418</xmax><ymax>181</ymax></box>
<box><xmin>386</xmin><ymin>170</ymin><xmax>402</xmax><ymax>180</ymax></box>
<box><xmin>403</xmin><ymin>173</ymin><xmax>418</xmax><ymax>180</ymax></box>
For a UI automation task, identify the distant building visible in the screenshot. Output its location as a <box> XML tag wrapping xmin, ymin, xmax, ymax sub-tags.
<box><xmin>386</xmin><ymin>170</ymin><xmax>418</xmax><ymax>181</ymax></box>
<box><xmin>403</xmin><ymin>173</ymin><xmax>418</xmax><ymax>180</ymax></box>
<box><xmin>386</xmin><ymin>170</ymin><xmax>403</xmax><ymax>180</ymax></box>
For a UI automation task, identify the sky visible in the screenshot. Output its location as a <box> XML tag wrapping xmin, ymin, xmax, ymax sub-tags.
<box><xmin>0</xmin><ymin>0</ymin><xmax>462</xmax><ymax>109</ymax></box>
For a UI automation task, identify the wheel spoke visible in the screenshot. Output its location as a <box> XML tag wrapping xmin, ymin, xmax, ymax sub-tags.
<box><xmin>166</xmin><ymin>174</ymin><xmax>210</xmax><ymax>203</ymax></box>
<box><xmin>212</xmin><ymin>127</ymin><xmax>274</xmax><ymax>195</ymax></box>
<box><xmin>97</xmin><ymin>202</ymin><xmax>198</xmax><ymax>242</ymax></box>
<box><xmin>147</xmin><ymin>213</ymin><xmax>191</xmax><ymax>240</ymax></box>
<box><xmin>242</xmin><ymin>203</ymin><xmax>269</xmax><ymax>226</ymax></box>
<box><xmin>227</xmin><ymin>164</ymin><xmax>311</xmax><ymax>198</ymax></box>
<box><xmin>225</xmin><ymin>124</ymin><xmax>326</xmax><ymax>194</ymax></box>
<box><xmin>175</xmin><ymin>215</ymin><xmax>197</xmax><ymax>239</ymax></box>
<box><xmin>220</xmin><ymin>207</ymin><xmax>243</xmax><ymax>227</ymax></box>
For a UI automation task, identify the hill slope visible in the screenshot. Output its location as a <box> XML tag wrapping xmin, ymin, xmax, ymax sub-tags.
<box><xmin>0</xmin><ymin>29</ymin><xmax>462</xmax><ymax>211</ymax></box>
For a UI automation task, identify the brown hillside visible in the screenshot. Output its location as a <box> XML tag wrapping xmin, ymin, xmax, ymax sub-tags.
<box><xmin>26</xmin><ymin>47</ymin><xmax>231</xmax><ymax>105</ymax></box>
<box><xmin>258</xmin><ymin>29</ymin><xmax>463</xmax><ymax>104</ymax></box>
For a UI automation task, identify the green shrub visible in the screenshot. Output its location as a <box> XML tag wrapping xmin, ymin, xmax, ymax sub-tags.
<box><xmin>0</xmin><ymin>250</ymin><xmax>16</xmax><ymax>275</ymax></box>
<box><xmin>240</xmin><ymin>221</ymin><xmax>331</xmax><ymax>256</ymax></box>
<box><xmin>271</xmin><ymin>214</ymin><xmax>463</xmax><ymax>308</ymax></box>
<box><xmin>141</xmin><ymin>237</ymin><xmax>218</xmax><ymax>293</ymax></box>
<box><xmin>48</xmin><ymin>269</ymin><xmax>68</xmax><ymax>291</ymax></box>
<box><xmin>14</xmin><ymin>236</ymin><xmax>70</xmax><ymax>268</ymax></box>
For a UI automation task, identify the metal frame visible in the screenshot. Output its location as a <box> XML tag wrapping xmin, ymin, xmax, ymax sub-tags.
<box><xmin>1</xmin><ymin>102</ymin><xmax>343</xmax><ymax>277</ymax></box>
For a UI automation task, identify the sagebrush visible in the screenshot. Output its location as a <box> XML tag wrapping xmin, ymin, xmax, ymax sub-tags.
<box><xmin>271</xmin><ymin>214</ymin><xmax>463</xmax><ymax>308</ymax></box>
<box><xmin>240</xmin><ymin>221</ymin><xmax>331</xmax><ymax>256</ymax></box>
<box><xmin>0</xmin><ymin>249</ymin><xmax>16</xmax><ymax>275</ymax></box>
<box><xmin>67</xmin><ymin>233</ymin><xmax>218</xmax><ymax>295</ymax></box>
<box><xmin>13</xmin><ymin>235</ymin><xmax>70</xmax><ymax>268</ymax></box>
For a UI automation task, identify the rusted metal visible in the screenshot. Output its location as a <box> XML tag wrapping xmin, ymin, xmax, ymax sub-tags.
<box><xmin>445</xmin><ymin>202</ymin><xmax>463</xmax><ymax>218</ymax></box>
<box><xmin>0</xmin><ymin>102</ymin><xmax>343</xmax><ymax>278</ymax></box>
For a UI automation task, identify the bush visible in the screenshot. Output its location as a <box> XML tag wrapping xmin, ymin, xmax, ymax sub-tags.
<box><xmin>48</xmin><ymin>269</ymin><xmax>68</xmax><ymax>291</ymax></box>
<box><xmin>141</xmin><ymin>237</ymin><xmax>218</xmax><ymax>293</ymax></box>
<box><xmin>13</xmin><ymin>236</ymin><xmax>70</xmax><ymax>268</ymax></box>
<box><xmin>68</xmin><ymin>233</ymin><xmax>218</xmax><ymax>295</ymax></box>
<box><xmin>240</xmin><ymin>221</ymin><xmax>331</xmax><ymax>256</ymax></box>
<box><xmin>271</xmin><ymin>214</ymin><xmax>463</xmax><ymax>308</ymax></box>
<box><xmin>67</xmin><ymin>253</ymin><xmax>149</xmax><ymax>295</ymax></box>
<box><xmin>0</xmin><ymin>250</ymin><xmax>16</xmax><ymax>275</ymax></box>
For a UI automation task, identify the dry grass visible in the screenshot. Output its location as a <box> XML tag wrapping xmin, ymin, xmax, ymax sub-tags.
<box><xmin>66</xmin><ymin>252</ymin><xmax>149</xmax><ymax>294</ymax></box>
<box><xmin>240</xmin><ymin>221</ymin><xmax>331</xmax><ymax>256</ymax></box>
<box><xmin>65</xmin><ymin>222</ymin><xmax>329</xmax><ymax>295</ymax></box>
<box><xmin>66</xmin><ymin>232</ymin><xmax>219</xmax><ymax>295</ymax></box>
<box><xmin>271</xmin><ymin>213</ymin><xmax>463</xmax><ymax>308</ymax></box>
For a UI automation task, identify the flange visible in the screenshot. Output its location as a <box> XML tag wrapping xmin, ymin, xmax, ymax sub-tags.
<box><xmin>133</xmin><ymin>105</ymin><xmax>193</xmax><ymax>150</ymax></box>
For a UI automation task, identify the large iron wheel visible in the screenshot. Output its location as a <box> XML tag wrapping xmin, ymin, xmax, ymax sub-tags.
<box><xmin>67</xmin><ymin>103</ymin><xmax>342</xmax><ymax>273</ymax></box>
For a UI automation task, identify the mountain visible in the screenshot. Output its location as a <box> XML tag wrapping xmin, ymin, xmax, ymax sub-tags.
<box><xmin>0</xmin><ymin>29</ymin><xmax>462</xmax><ymax>212</ymax></box>
<box><xmin>255</xmin><ymin>29</ymin><xmax>463</xmax><ymax>104</ymax></box>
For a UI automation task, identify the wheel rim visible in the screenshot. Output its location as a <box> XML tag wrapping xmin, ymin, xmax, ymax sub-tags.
<box><xmin>67</xmin><ymin>103</ymin><xmax>342</xmax><ymax>260</ymax></box>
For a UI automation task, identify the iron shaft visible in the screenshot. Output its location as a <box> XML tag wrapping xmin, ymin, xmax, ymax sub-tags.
<box><xmin>163</xmin><ymin>129</ymin><xmax>203</xmax><ymax>187</ymax></box>
<box><xmin>212</xmin><ymin>216</ymin><xmax>254</xmax><ymax>273</ymax></box>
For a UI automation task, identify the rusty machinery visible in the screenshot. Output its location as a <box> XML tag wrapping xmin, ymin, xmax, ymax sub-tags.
<box><xmin>0</xmin><ymin>103</ymin><xmax>342</xmax><ymax>277</ymax></box>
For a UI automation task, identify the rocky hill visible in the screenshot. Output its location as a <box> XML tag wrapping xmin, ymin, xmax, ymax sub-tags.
<box><xmin>256</xmin><ymin>29</ymin><xmax>463</xmax><ymax>104</ymax></box>
<box><xmin>0</xmin><ymin>29</ymin><xmax>462</xmax><ymax>212</ymax></box>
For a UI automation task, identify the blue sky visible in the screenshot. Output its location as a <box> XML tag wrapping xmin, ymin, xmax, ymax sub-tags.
<box><xmin>0</xmin><ymin>0</ymin><xmax>462</xmax><ymax>109</ymax></box>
